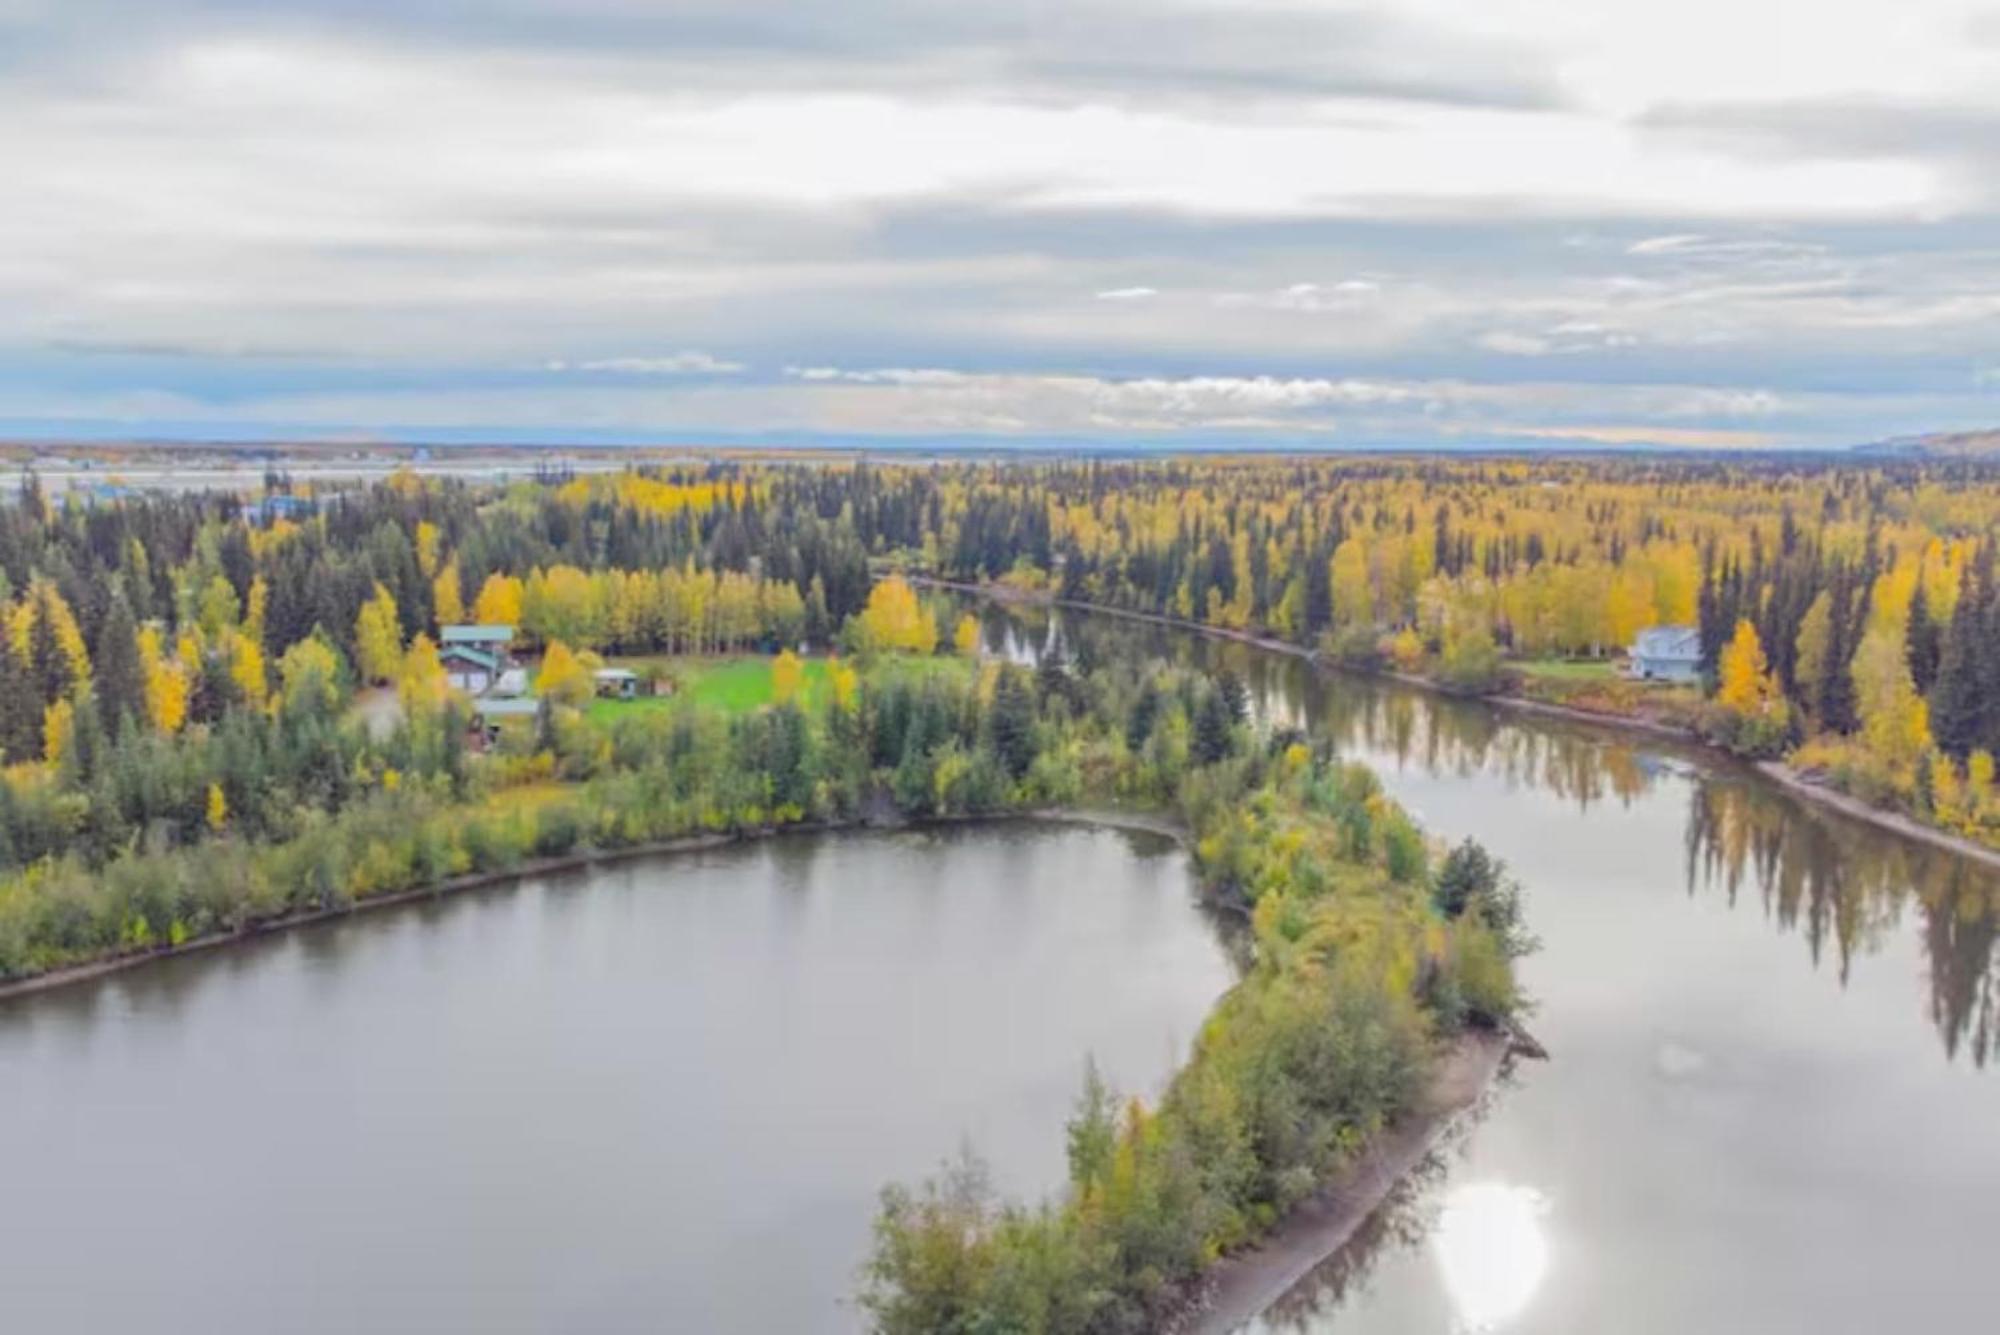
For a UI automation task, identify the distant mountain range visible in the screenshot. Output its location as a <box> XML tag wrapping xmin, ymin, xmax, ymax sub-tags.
<box><xmin>1853</xmin><ymin>428</ymin><xmax>2000</xmax><ymax>459</ymax></box>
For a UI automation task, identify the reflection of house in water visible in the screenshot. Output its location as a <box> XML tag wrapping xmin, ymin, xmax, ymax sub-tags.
<box><xmin>1632</xmin><ymin>752</ymin><xmax>1697</xmax><ymax>784</ymax></box>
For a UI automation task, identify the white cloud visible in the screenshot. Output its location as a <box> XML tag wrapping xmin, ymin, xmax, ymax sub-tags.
<box><xmin>0</xmin><ymin>1</ymin><xmax>1995</xmax><ymax>446</ymax></box>
<box><xmin>555</xmin><ymin>352</ymin><xmax>746</xmax><ymax>375</ymax></box>
<box><xmin>1662</xmin><ymin>387</ymin><xmax>1786</xmax><ymax>418</ymax></box>
<box><xmin>785</xmin><ymin>366</ymin><xmax>976</xmax><ymax>386</ymax></box>
<box><xmin>1478</xmin><ymin>331</ymin><xmax>1554</xmax><ymax>356</ymax></box>
<box><xmin>1627</xmin><ymin>234</ymin><xmax>1709</xmax><ymax>255</ymax></box>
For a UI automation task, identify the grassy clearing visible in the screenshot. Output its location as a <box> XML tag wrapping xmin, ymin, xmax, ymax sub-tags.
<box><xmin>578</xmin><ymin>653</ymin><xmax>851</xmax><ymax>724</ymax></box>
<box><xmin>559</xmin><ymin>652</ymin><xmax>980</xmax><ymax>725</ymax></box>
<box><xmin>1509</xmin><ymin>654</ymin><xmax>1704</xmax><ymax>726</ymax></box>
<box><xmin>1514</xmin><ymin>657</ymin><xmax>1620</xmax><ymax>682</ymax></box>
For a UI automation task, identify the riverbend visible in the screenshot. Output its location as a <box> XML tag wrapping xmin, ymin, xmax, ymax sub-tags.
<box><xmin>979</xmin><ymin>598</ymin><xmax>2000</xmax><ymax>1333</ymax></box>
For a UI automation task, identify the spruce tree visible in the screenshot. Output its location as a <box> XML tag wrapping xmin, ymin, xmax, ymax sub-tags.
<box><xmin>1816</xmin><ymin>584</ymin><xmax>1858</xmax><ymax>734</ymax></box>
<box><xmin>1980</xmin><ymin>589</ymin><xmax>2000</xmax><ymax>757</ymax></box>
<box><xmin>1035</xmin><ymin>644</ymin><xmax>1074</xmax><ymax>709</ymax></box>
<box><xmin>1906</xmin><ymin>581</ymin><xmax>1941</xmax><ymax>694</ymax></box>
<box><xmin>0</xmin><ymin>624</ymin><xmax>37</xmax><ymax>763</ymax></box>
<box><xmin>1930</xmin><ymin>570</ymin><xmax>1986</xmax><ymax>761</ymax></box>
<box><xmin>987</xmin><ymin>667</ymin><xmax>1037</xmax><ymax>780</ymax></box>
<box><xmin>92</xmin><ymin>589</ymin><xmax>145</xmax><ymax>734</ymax></box>
<box><xmin>1193</xmin><ymin>684</ymin><xmax>1233</xmax><ymax>765</ymax></box>
<box><xmin>1216</xmin><ymin>669</ymin><xmax>1250</xmax><ymax>726</ymax></box>
<box><xmin>28</xmin><ymin>586</ymin><xmax>75</xmax><ymax>709</ymax></box>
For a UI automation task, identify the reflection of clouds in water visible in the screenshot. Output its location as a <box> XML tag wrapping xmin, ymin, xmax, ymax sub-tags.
<box><xmin>1433</xmin><ymin>1182</ymin><xmax>1549</xmax><ymax>1333</ymax></box>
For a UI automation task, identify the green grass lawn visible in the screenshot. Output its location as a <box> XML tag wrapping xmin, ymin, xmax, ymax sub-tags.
<box><xmin>574</xmin><ymin>651</ymin><xmax>976</xmax><ymax>725</ymax></box>
<box><xmin>579</xmin><ymin>654</ymin><xmax>832</xmax><ymax>723</ymax></box>
<box><xmin>1514</xmin><ymin>657</ymin><xmax>1620</xmax><ymax>682</ymax></box>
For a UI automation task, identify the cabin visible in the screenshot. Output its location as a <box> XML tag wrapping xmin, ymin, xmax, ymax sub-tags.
<box><xmin>1628</xmin><ymin>625</ymin><xmax>1702</xmax><ymax>683</ymax></box>
<box><xmin>593</xmin><ymin>667</ymin><xmax>640</xmax><ymax>700</ymax></box>
<box><xmin>440</xmin><ymin>624</ymin><xmax>517</xmax><ymax>694</ymax></box>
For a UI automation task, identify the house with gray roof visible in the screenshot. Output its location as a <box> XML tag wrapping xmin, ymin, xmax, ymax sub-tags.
<box><xmin>1628</xmin><ymin>625</ymin><xmax>1702</xmax><ymax>683</ymax></box>
<box><xmin>440</xmin><ymin>624</ymin><xmax>516</xmax><ymax>694</ymax></box>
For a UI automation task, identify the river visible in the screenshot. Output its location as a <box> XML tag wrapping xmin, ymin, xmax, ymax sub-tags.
<box><xmin>0</xmin><ymin>824</ymin><xmax>1236</xmax><ymax>1333</ymax></box>
<box><xmin>980</xmin><ymin>601</ymin><xmax>2000</xmax><ymax>1334</ymax></box>
<box><xmin>8</xmin><ymin>606</ymin><xmax>1999</xmax><ymax>1334</ymax></box>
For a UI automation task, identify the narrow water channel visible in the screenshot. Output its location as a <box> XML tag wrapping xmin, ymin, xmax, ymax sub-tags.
<box><xmin>0</xmin><ymin>824</ymin><xmax>1235</xmax><ymax>1333</ymax></box>
<box><xmin>984</xmin><ymin>602</ymin><xmax>2000</xmax><ymax>1334</ymax></box>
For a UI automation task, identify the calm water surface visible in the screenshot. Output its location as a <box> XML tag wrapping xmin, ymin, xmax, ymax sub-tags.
<box><xmin>11</xmin><ymin>602</ymin><xmax>2000</xmax><ymax>1334</ymax></box>
<box><xmin>0</xmin><ymin>824</ymin><xmax>1235</xmax><ymax>1333</ymax></box>
<box><xmin>987</xmin><ymin>604</ymin><xmax>2000</xmax><ymax>1334</ymax></box>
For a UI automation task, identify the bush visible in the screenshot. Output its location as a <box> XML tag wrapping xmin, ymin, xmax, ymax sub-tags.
<box><xmin>1322</xmin><ymin>624</ymin><xmax>1384</xmax><ymax>670</ymax></box>
<box><xmin>531</xmin><ymin>804</ymin><xmax>584</xmax><ymax>857</ymax></box>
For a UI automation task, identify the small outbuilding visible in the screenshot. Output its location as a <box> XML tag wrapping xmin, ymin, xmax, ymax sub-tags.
<box><xmin>1628</xmin><ymin>625</ymin><xmax>1703</xmax><ymax>683</ymax></box>
<box><xmin>593</xmin><ymin>667</ymin><xmax>640</xmax><ymax>700</ymax></box>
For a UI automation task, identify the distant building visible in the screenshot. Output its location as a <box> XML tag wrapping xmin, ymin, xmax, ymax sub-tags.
<box><xmin>593</xmin><ymin>667</ymin><xmax>639</xmax><ymax>700</ymax></box>
<box><xmin>1628</xmin><ymin>625</ymin><xmax>1702</xmax><ymax>682</ymax></box>
<box><xmin>440</xmin><ymin>624</ymin><xmax>517</xmax><ymax>694</ymax></box>
<box><xmin>242</xmin><ymin>494</ymin><xmax>315</xmax><ymax>527</ymax></box>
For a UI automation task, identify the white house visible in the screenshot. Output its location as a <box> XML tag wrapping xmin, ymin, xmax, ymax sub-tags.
<box><xmin>1628</xmin><ymin>625</ymin><xmax>1702</xmax><ymax>682</ymax></box>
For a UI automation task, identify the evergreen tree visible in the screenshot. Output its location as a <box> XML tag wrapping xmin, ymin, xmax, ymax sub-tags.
<box><xmin>1216</xmin><ymin>669</ymin><xmax>1250</xmax><ymax>726</ymax></box>
<box><xmin>1930</xmin><ymin>569</ymin><xmax>1986</xmax><ymax>760</ymax></box>
<box><xmin>1905</xmin><ymin>581</ymin><xmax>1942</xmax><ymax>694</ymax></box>
<box><xmin>1126</xmin><ymin>679</ymin><xmax>1161</xmax><ymax>752</ymax></box>
<box><xmin>92</xmin><ymin>589</ymin><xmax>145</xmax><ymax>734</ymax></box>
<box><xmin>987</xmin><ymin>667</ymin><xmax>1037</xmax><ymax>781</ymax></box>
<box><xmin>27</xmin><ymin>586</ymin><xmax>75</xmax><ymax>708</ymax></box>
<box><xmin>0</xmin><ymin>625</ymin><xmax>37</xmax><ymax>762</ymax></box>
<box><xmin>1433</xmin><ymin>838</ymin><xmax>1500</xmax><ymax>918</ymax></box>
<box><xmin>1035</xmin><ymin>644</ymin><xmax>1074</xmax><ymax>709</ymax></box>
<box><xmin>1816</xmin><ymin>590</ymin><xmax>1858</xmax><ymax>734</ymax></box>
<box><xmin>1193</xmin><ymin>684</ymin><xmax>1233</xmax><ymax>765</ymax></box>
<box><xmin>1696</xmin><ymin>546</ymin><xmax>1723</xmax><ymax>680</ymax></box>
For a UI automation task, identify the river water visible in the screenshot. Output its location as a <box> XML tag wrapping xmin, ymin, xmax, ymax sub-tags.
<box><xmin>0</xmin><ymin>825</ymin><xmax>1235</xmax><ymax>1333</ymax></box>
<box><xmin>8</xmin><ymin>606</ymin><xmax>1999</xmax><ymax>1335</ymax></box>
<box><xmin>983</xmin><ymin>602</ymin><xmax>2000</xmax><ymax>1334</ymax></box>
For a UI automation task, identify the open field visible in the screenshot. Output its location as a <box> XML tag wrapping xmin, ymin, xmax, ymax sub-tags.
<box><xmin>1513</xmin><ymin>657</ymin><xmax>1622</xmax><ymax>683</ymax></box>
<box><xmin>574</xmin><ymin>652</ymin><xmax>974</xmax><ymax>724</ymax></box>
<box><xmin>579</xmin><ymin>655</ymin><xmax>834</xmax><ymax>722</ymax></box>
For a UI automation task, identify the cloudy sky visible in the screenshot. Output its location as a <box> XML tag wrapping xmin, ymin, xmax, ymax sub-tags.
<box><xmin>3</xmin><ymin>0</ymin><xmax>1998</xmax><ymax>449</ymax></box>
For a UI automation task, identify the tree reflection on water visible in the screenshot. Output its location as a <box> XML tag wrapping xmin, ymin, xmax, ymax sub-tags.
<box><xmin>982</xmin><ymin>599</ymin><xmax>2000</xmax><ymax>1070</ymax></box>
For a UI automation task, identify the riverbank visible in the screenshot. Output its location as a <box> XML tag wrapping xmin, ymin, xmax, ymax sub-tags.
<box><xmin>0</xmin><ymin>827</ymin><xmax>737</xmax><ymax>1002</ymax></box>
<box><xmin>920</xmin><ymin>574</ymin><xmax>2000</xmax><ymax>874</ymax></box>
<box><xmin>0</xmin><ymin>805</ymin><xmax>1210</xmax><ymax>1004</ymax></box>
<box><xmin>1167</xmin><ymin>1026</ymin><xmax>1516</xmax><ymax>1335</ymax></box>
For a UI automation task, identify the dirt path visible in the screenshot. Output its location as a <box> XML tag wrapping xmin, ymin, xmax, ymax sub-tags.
<box><xmin>1166</xmin><ymin>1029</ymin><xmax>1516</xmax><ymax>1335</ymax></box>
